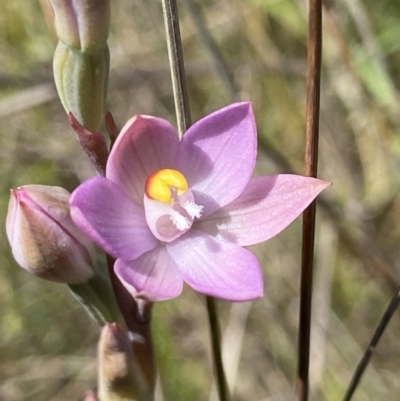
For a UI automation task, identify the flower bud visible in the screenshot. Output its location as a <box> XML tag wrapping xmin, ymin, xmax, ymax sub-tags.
<box><xmin>98</xmin><ymin>324</ymin><xmax>149</xmax><ymax>401</ymax></box>
<box><xmin>6</xmin><ymin>185</ymin><xmax>95</xmax><ymax>284</ymax></box>
<box><xmin>53</xmin><ymin>41</ymin><xmax>109</xmax><ymax>131</ymax></box>
<box><xmin>49</xmin><ymin>0</ymin><xmax>110</xmax><ymax>52</ymax></box>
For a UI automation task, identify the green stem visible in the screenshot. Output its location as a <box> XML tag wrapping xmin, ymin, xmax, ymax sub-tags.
<box><xmin>161</xmin><ymin>0</ymin><xmax>191</xmax><ymax>136</ymax></box>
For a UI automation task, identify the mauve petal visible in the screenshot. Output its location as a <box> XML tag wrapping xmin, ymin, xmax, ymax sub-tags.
<box><xmin>167</xmin><ymin>229</ymin><xmax>263</xmax><ymax>301</ymax></box>
<box><xmin>70</xmin><ymin>177</ymin><xmax>157</xmax><ymax>260</ymax></box>
<box><xmin>115</xmin><ymin>247</ymin><xmax>183</xmax><ymax>302</ymax></box>
<box><xmin>178</xmin><ymin>103</ymin><xmax>257</xmax><ymax>216</ymax></box>
<box><xmin>107</xmin><ymin>115</ymin><xmax>179</xmax><ymax>206</ymax></box>
<box><xmin>195</xmin><ymin>175</ymin><xmax>330</xmax><ymax>246</ymax></box>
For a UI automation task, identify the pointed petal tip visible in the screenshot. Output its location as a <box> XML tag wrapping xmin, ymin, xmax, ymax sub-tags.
<box><xmin>311</xmin><ymin>177</ymin><xmax>332</xmax><ymax>197</ymax></box>
<box><xmin>224</xmin><ymin>101</ymin><xmax>252</xmax><ymax>111</ymax></box>
<box><xmin>197</xmin><ymin>174</ymin><xmax>332</xmax><ymax>247</ymax></box>
<box><xmin>315</xmin><ymin>177</ymin><xmax>331</xmax><ymax>189</ymax></box>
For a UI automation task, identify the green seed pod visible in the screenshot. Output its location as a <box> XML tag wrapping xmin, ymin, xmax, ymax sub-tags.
<box><xmin>53</xmin><ymin>41</ymin><xmax>109</xmax><ymax>131</ymax></box>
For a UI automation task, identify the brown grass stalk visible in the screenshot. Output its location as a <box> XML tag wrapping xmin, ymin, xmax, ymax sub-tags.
<box><xmin>297</xmin><ymin>0</ymin><xmax>322</xmax><ymax>400</ymax></box>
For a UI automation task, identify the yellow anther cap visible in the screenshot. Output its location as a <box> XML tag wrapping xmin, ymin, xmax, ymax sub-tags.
<box><xmin>145</xmin><ymin>169</ymin><xmax>188</xmax><ymax>203</ymax></box>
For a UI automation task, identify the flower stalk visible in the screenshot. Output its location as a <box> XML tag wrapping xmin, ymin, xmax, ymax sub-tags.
<box><xmin>297</xmin><ymin>0</ymin><xmax>323</xmax><ymax>400</ymax></box>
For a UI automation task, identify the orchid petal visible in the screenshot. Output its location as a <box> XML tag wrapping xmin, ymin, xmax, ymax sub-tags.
<box><xmin>178</xmin><ymin>103</ymin><xmax>257</xmax><ymax>216</ymax></box>
<box><xmin>167</xmin><ymin>229</ymin><xmax>263</xmax><ymax>301</ymax></box>
<box><xmin>195</xmin><ymin>175</ymin><xmax>330</xmax><ymax>246</ymax></box>
<box><xmin>115</xmin><ymin>247</ymin><xmax>183</xmax><ymax>302</ymax></box>
<box><xmin>71</xmin><ymin>177</ymin><xmax>157</xmax><ymax>260</ymax></box>
<box><xmin>107</xmin><ymin>115</ymin><xmax>179</xmax><ymax>206</ymax></box>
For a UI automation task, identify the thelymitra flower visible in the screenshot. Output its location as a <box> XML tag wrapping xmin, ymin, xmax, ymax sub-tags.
<box><xmin>71</xmin><ymin>103</ymin><xmax>329</xmax><ymax>301</ymax></box>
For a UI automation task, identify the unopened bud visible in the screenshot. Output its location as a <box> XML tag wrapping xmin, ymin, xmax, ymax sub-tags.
<box><xmin>6</xmin><ymin>185</ymin><xmax>95</xmax><ymax>284</ymax></box>
<box><xmin>49</xmin><ymin>0</ymin><xmax>110</xmax><ymax>52</ymax></box>
<box><xmin>53</xmin><ymin>41</ymin><xmax>109</xmax><ymax>131</ymax></box>
<box><xmin>98</xmin><ymin>324</ymin><xmax>149</xmax><ymax>401</ymax></box>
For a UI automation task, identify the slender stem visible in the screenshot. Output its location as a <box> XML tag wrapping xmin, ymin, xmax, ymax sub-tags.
<box><xmin>161</xmin><ymin>0</ymin><xmax>191</xmax><ymax>135</ymax></box>
<box><xmin>206</xmin><ymin>296</ymin><xmax>230</xmax><ymax>401</ymax></box>
<box><xmin>297</xmin><ymin>1</ymin><xmax>322</xmax><ymax>401</ymax></box>
<box><xmin>161</xmin><ymin>2</ymin><xmax>229</xmax><ymax>401</ymax></box>
<box><xmin>343</xmin><ymin>288</ymin><xmax>400</xmax><ymax>401</ymax></box>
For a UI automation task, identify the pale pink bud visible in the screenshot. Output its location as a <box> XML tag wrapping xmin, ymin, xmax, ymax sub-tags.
<box><xmin>6</xmin><ymin>185</ymin><xmax>95</xmax><ymax>284</ymax></box>
<box><xmin>49</xmin><ymin>0</ymin><xmax>110</xmax><ymax>52</ymax></box>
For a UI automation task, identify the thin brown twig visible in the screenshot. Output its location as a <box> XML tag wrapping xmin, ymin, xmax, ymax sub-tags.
<box><xmin>297</xmin><ymin>1</ymin><xmax>322</xmax><ymax>401</ymax></box>
<box><xmin>161</xmin><ymin>2</ymin><xmax>229</xmax><ymax>401</ymax></box>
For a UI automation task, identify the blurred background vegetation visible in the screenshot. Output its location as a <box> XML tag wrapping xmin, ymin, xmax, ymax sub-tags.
<box><xmin>1</xmin><ymin>0</ymin><xmax>400</xmax><ymax>400</ymax></box>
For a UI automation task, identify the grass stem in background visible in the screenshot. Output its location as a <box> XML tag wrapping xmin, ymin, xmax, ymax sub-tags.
<box><xmin>161</xmin><ymin>1</ymin><xmax>229</xmax><ymax>400</ymax></box>
<box><xmin>343</xmin><ymin>288</ymin><xmax>400</xmax><ymax>401</ymax></box>
<box><xmin>297</xmin><ymin>0</ymin><xmax>322</xmax><ymax>400</ymax></box>
<box><xmin>161</xmin><ymin>0</ymin><xmax>191</xmax><ymax>137</ymax></box>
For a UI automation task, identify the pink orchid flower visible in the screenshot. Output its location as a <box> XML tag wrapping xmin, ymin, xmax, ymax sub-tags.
<box><xmin>70</xmin><ymin>103</ymin><xmax>329</xmax><ymax>302</ymax></box>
